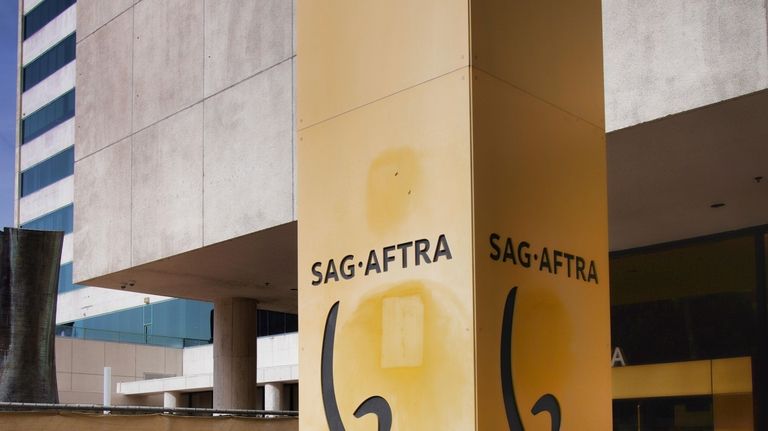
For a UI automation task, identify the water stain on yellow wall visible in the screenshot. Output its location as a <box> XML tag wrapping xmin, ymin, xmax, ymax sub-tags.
<box><xmin>333</xmin><ymin>281</ymin><xmax>474</xmax><ymax>429</ymax></box>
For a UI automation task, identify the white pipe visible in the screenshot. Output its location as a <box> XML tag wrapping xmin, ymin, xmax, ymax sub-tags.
<box><xmin>103</xmin><ymin>366</ymin><xmax>112</xmax><ymax>412</ymax></box>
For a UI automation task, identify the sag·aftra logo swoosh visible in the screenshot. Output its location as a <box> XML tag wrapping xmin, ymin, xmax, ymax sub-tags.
<box><xmin>319</xmin><ymin>287</ymin><xmax>561</xmax><ymax>431</ymax></box>
<box><xmin>502</xmin><ymin>287</ymin><xmax>561</xmax><ymax>431</ymax></box>
<box><xmin>321</xmin><ymin>302</ymin><xmax>393</xmax><ymax>431</ymax></box>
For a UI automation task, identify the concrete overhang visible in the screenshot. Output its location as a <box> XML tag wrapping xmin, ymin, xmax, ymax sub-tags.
<box><xmin>78</xmin><ymin>91</ymin><xmax>768</xmax><ymax>302</ymax></box>
<box><xmin>607</xmin><ymin>89</ymin><xmax>768</xmax><ymax>251</ymax></box>
<box><xmin>76</xmin><ymin>222</ymin><xmax>298</xmax><ymax>313</ymax></box>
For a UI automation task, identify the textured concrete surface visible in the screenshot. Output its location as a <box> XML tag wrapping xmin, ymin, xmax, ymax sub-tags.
<box><xmin>603</xmin><ymin>0</ymin><xmax>768</xmax><ymax>131</ymax></box>
<box><xmin>132</xmin><ymin>0</ymin><xmax>204</xmax><ymax>132</ymax></box>
<box><xmin>74</xmin><ymin>0</ymin><xmax>296</xmax><ymax>287</ymax></box>
<box><xmin>264</xmin><ymin>383</ymin><xmax>282</xmax><ymax>411</ymax></box>
<box><xmin>61</xmin><ymin>234</ymin><xmax>72</xmax><ymax>263</ymax></box>
<box><xmin>55</xmin><ymin>337</ymin><xmax>183</xmax><ymax>406</ymax></box>
<box><xmin>73</xmin><ymin>137</ymin><xmax>132</xmax><ymax>283</ymax></box>
<box><xmin>607</xmin><ymin>90</ymin><xmax>768</xmax><ymax>250</ymax></box>
<box><xmin>204</xmin><ymin>0</ymin><xmax>293</xmax><ymax>97</ymax></box>
<box><xmin>75</xmin><ymin>10</ymin><xmax>133</xmax><ymax>161</ymax></box>
<box><xmin>20</xmin><ymin>119</ymin><xmax>74</xmax><ymax>170</ymax></box>
<box><xmin>213</xmin><ymin>298</ymin><xmax>258</xmax><ymax>409</ymax></box>
<box><xmin>203</xmin><ymin>61</ymin><xmax>294</xmax><ymax>246</ymax></box>
<box><xmin>131</xmin><ymin>104</ymin><xmax>204</xmax><ymax>266</ymax></box>
<box><xmin>76</xmin><ymin>0</ymin><xmax>134</xmax><ymax>42</ymax></box>
<box><xmin>55</xmin><ymin>287</ymin><xmax>169</xmax><ymax>323</ymax></box>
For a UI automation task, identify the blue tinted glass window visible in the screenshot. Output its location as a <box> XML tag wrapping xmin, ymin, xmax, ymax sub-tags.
<box><xmin>20</xmin><ymin>204</ymin><xmax>73</xmax><ymax>233</ymax></box>
<box><xmin>21</xmin><ymin>89</ymin><xmax>75</xmax><ymax>144</ymax></box>
<box><xmin>20</xmin><ymin>146</ymin><xmax>74</xmax><ymax>196</ymax></box>
<box><xmin>23</xmin><ymin>0</ymin><xmax>77</xmax><ymax>40</ymax></box>
<box><xmin>23</xmin><ymin>32</ymin><xmax>76</xmax><ymax>91</ymax></box>
<box><xmin>71</xmin><ymin>299</ymin><xmax>214</xmax><ymax>345</ymax></box>
<box><xmin>58</xmin><ymin>262</ymin><xmax>83</xmax><ymax>293</ymax></box>
<box><xmin>257</xmin><ymin>310</ymin><xmax>298</xmax><ymax>337</ymax></box>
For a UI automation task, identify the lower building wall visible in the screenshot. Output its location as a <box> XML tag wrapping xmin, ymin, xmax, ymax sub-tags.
<box><xmin>0</xmin><ymin>412</ymin><xmax>298</xmax><ymax>431</ymax></box>
<box><xmin>56</xmin><ymin>337</ymin><xmax>182</xmax><ymax>405</ymax></box>
<box><xmin>714</xmin><ymin>394</ymin><xmax>753</xmax><ymax>431</ymax></box>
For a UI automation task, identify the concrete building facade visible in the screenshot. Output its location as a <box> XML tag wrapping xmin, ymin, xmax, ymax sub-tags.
<box><xmin>13</xmin><ymin>0</ymin><xmax>768</xmax><ymax>428</ymax></box>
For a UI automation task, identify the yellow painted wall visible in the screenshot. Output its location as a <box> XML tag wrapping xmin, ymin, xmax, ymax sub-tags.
<box><xmin>297</xmin><ymin>0</ymin><xmax>608</xmax><ymax>429</ymax></box>
<box><xmin>472</xmin><ymin>67</ymin><xmax>611</xmax><ymax>429</ymax></box>
<box><xmin>297</xmin><ymin>68</ymin><xmax>475</xmax><ymax>430</ymax></box>
<box><xmin>612</xmin><ymin>357</ymin><xmax>753</xmax><ymax>399</ymax></box>
<box><xmin>714</xmin><ymin>394</ymin><xmax>754</xmax><ymax>431</ymax></box>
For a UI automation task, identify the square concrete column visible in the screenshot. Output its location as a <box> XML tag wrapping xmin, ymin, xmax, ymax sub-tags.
<box><xmin>264</xmin><ymin>382</ymin><xmax>283</xmax><ymax>411</ymax></box>
<box><xmin>163</xmin><ymin>391</ymin><xmax>180</xmax><ymax>408</ymax></box>
<box><xmin>213</xmin><ymin>298</ymin><xmax>258</xmax><ymax>410</ymax></box>
<box><xmin>297</xmin><ymin>0</ymin><xmax>609</xmax><ymax>429</ymax></box>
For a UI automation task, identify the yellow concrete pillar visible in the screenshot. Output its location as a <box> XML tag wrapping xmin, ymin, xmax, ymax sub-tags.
<box><xmin>297</xmin><ymin>0</ymin><xmax>609</xmax><ymax>429</ymax></box>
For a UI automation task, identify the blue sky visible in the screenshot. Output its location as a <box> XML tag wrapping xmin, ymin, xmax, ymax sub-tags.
<box><xmin>0</xmin><ymin>2</ymin><xmax>17</xmax><ymax>228</ymax></box>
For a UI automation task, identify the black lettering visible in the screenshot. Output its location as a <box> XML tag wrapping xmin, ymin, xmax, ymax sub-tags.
<box><xmin>588</xmin><ymin>261</ymin><xmax>599</xmax><ymax>284</ymax></box>
<box><xmin>518</xmin><ymin>241</ymin><xmax>531</xmax><ymax>268</ymax></box>
<box><xmin>365</xmin><ymin>250</ymin><xmax>382</xmax><ymax>275</ymax></box>
<box><xmin>575</xmin><ymin>256</ymin><xmax>586</xmax><ymax>281</ymax></box>
<box><xmin>415</xmin><ymin>239</ymin><xmax>431</xmax><ymax>265</ymax></box>
<box><xmin>340</xmin><ymin>255</ymin><xmax>355</xmax><ymax>280</ymax></box>
<box><xmin>433</xmin><ymin>234</ymin><xmax>452</xmax><ymax>262</ymax></box>
<box><xmin>564</xmin><ymin>253</ymin><xmax>574</xmax><ymax>277</ymax></box>
<box><xmin>397</xmin><ymin>242</ymin><xmax>413</xmax><ymax>268</ymax></box>
<box><xmin>553</xmin><ymin>250</ymin><xmax>563</xmax><ymax>275</ymax></box>
<box><xmin>325</xmin><ymin>259</ymin><xmax>339</xmax><ymax>283</ymax></box>
<box><xmin>503</xmin><ymin>238</ymin><xmax>517</xmax><ymax>264</ymax></box>
<box><xmin>311</xmin><ymin>262</ymin><xmax>323</xmax><ymax>286</ymax></box>
<box><xmin>489</xmin><ymin>233</ymin><xmax>501</xmax><ymax>261</ymax></box>
<box><xmin>383</xmin><ymin>245</ymin><xmax>396</xmax><ymax>272</ymax></box>
<box><xmin>539</xmin><ymin>248</ymin><xmax>552</xmax><ymax>273</ymax></box>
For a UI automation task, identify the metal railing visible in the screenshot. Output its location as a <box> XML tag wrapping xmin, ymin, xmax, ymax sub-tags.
<box><xmin>55</xmin><ymin>325</ymin><xmax>210</xmax><ymax>349</ymax></box>
<box><xmin>0</xmin><ymin>402</ymin><xmax>298</xmax><ymax>418</ymax></box>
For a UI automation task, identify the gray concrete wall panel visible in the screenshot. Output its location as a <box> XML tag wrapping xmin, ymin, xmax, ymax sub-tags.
<box><xmin>75</xmin><ymin>10</ymin><xmax>133</xmax><ymax>161</ymax></box>
<box><xmin>603</xmin><ymin>0</ymin><xmax>768</xmax><ymax>131</ymax></box>
<box><xmin>132</xmin><ymin>0</ymin><xmax>204</xmax><ymax>132</ymax></box>
<box><xmin>74</xmin><ymin>0</ymin><xmax>296</xmax><ymax>285</ymax></box>
<box><xmin>73</xmin><ymin>138</ymin><xmax>132</xmax><ymax>284</ymax></box>
<box><xmin>76</xmin><ymin>0</ymin><xmax>134</xmax><ymax>42</ymax></box>
<box><xmin>131</xmin><ymin>104</ymin><xmax>204</xmax><ymax>266</ymax></box>
<box><xmin>203</xmin><ymin>60</ymin><xmax>294</xmax><ymax>246</ymax></box>
<box><xmin>203</xmin><ymin>0</ymin><xmax>293</xmax><ymax>97</ymax></box>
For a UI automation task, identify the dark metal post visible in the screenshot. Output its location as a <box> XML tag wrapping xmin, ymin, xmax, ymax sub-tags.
<box><xmin>753</xmin><ymin>232</ymin><xmax>767</xmax><ymax>430</ymax></box>
<box><xmin>0</xmin><ymin>228</ymin><xmax>64</xmax><ymax>403</ymax></box>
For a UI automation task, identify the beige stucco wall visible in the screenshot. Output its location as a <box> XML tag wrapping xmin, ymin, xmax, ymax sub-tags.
<box><xmin>55</xmin><ymin>337</ymin><xmax>181</xmax><ymax>405</ymax></box>
<box><xmin>0</xmin><ymin>412</ymin><xmax>298</xmax><ymax>431</ymax></box>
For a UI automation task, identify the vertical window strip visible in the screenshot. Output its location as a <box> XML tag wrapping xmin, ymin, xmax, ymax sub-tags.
<box><xmin>58</xmin><ymin>262</ymin><xmax>84</xmax><ymax>293</ymax></box>
<box><xmin>20</xmin><ymin>146</ymin><xmax>74</xmax><ymax>197</ymax></box>
<box><xmin>21</xmin><ymin>88</ymin><xmax>75</xmax><ymax>144</ymax></box>
<box><xmin>23</xmin><ymin>0</ymin><xmax>77</xmax><ymax>40</ymax></box>
<box><xmin>23</xmin><ymin>32</ymin><xmax>76</xmax><ymax>92</ymax></box>
<box><xmin>20</xmin><ymin>204</ymin><xmax>73</xmax><ymax>234</ymax></box>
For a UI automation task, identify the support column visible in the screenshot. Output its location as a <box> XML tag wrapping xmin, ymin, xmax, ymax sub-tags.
<box><xmin>264</xmin><ymin>382</ymin><xmax>283</xmax><ymax>411</ymax></box>
<box><xmin>213</xmin><ymin>298</ymin><xmax>258</xmax><ymax>410</ymax></box>
<box><xmin>297</xmin><ymin>0</ymin><xmax>608</xmax><ymax>429</ymax></box>
<box><xmin>163</xmin><ymin>391</ymin><xmax>180</xmax><ymax>408</ymax></box>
